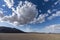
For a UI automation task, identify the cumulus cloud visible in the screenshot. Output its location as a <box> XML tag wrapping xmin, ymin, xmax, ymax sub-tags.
<box><xmin>48</xmin><ymin>11</ymin><xmax>60</xmax><ymax>19</ymax></box>
<box><xmin>2</xmin><ymin>0</ymin><xmax>49</xmax><ymax>26</ymax></box>
<box><xmin>40</xmin><ymin>24</ymin><xmax>60</xmax><ymax>33</ymax></box>
<box><xmin>1</xmin><ymin>1</ymin><xmax>39</xmax><ymax>25</ymax></box>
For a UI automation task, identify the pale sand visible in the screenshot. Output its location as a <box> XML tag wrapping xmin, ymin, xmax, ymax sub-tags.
<box><xmin>0</xmin><ymin>33</ymin><xmax>60</xmax><ymax>40</ymax></box>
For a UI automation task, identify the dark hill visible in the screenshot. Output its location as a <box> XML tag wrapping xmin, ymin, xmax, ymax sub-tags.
<box><xmin>0</xmin><ymin>26</ymin><xmax>25</xmax><ymax>33</ymax></box>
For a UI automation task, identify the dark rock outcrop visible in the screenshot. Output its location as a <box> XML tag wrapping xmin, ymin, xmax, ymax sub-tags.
<box><xmin>0</xmin><ymin>26</ymin><xmax>25</xmax><ymax>33</ymax></box>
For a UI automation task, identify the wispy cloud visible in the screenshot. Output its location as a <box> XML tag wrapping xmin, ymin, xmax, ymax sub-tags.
<box><xmin>40</xmin><ymin>24</ymin><xmax>60</xmax><ymax>33</ymax></box>
<box><xmin>4</xmin><ymin>0</ymin><xmax>14</xmax><ymax>8</ymax></box>
<box><xmin>22</xmin><ymin>24</ymin><xmax>60</xmax><ymax>33</ymax></box>
<box><xmin>48</xmin><ymin>11</ymin><xmax>60</xmax><ymax>20</ymax></box>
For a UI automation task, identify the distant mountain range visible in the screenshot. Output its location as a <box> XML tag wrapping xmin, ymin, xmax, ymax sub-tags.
<box><xmin>0</xmin><ymin>26</ymin><xmax>25</xmax><ymax>33</ymax></box>
<box><xmin>0</xmin><ymin>26</ymin><xmax>58</xmax><ymax>34</ymax></box>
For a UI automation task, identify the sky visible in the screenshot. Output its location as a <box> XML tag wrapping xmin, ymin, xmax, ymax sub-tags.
<box><xmin>0</xmin><ymin>0</ymin><xmax>60</xmax><ymax>33</ymax></box>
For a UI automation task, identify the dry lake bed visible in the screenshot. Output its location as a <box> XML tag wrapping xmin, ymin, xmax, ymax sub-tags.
<box><xmin>0</xmin><ymin>33</ymin><xmax>60</xmax><ymax>40</ymax></box>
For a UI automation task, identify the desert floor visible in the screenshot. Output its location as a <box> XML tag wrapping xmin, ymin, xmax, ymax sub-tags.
<box><xmin>0</xmin><ymin>33</ymin><xmax>60</xmax><ymax>40</ymax></box>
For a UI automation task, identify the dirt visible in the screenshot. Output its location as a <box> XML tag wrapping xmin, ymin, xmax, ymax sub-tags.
<box><xmin>0</xmin><ymin>33</ymin><xmax>60</xmax><ymax>40</ymax></box>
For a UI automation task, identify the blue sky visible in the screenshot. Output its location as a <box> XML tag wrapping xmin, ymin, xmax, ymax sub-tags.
<box><xmin>0</xmin><ymin>0</ymin><xmax>60</xmax><ymax>33</ymax></box>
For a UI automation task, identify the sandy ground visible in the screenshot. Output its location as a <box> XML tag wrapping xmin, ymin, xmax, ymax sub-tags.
<box><xmin>0</xmin><ymin>33</ymin><xmax>60</xmax><ymax>40</ymax></box>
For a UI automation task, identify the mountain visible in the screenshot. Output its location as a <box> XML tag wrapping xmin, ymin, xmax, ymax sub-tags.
<box><xmin>0</xmin><ymin>26</ymin><xmax>25</xmax><ymax>33</ymax></box>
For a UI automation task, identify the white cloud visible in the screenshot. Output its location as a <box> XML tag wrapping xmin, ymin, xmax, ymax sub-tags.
<box><xmin>48</xmin><ymin>11</ymin><xmax>60</xmax><ymax>19</ymax></box>
<box><xmin>0</xmin><ymin>10</ymin><xmax>4</xmax><ymax>22</ymax></box>
<box><xmin>18</xmin><ymin>25</ymin><xmax>39</xmax><ymax>32</ymax></box>
<box><xmin>44</xmin><ymin>0</ymin><xmax>49</xmax><ymax>2</ymax></box>
<box><xmin>18</xmin><ymin>24</ymin><xmax>60</xmax><ymax>33</ymax></box>
<box><xmin>36</xmin><ymin>14</ymin><xmax>48</xmax><ymax>23</ymax></box>
<box><xmin>2</xmin><ymin>5</ymin><xmax>6</xmax><ymax>7</ymax></box>
<box><xmin>4</xmin><ymin>0</ymin><xmax>14</xmax><ymax>8</ymax></box>
<box><xmin>40</xmin><ymin>24</ymin><xmax>60</xmax><ymax>33</ymax></box>
<box><xmin>31</xmin><ymin>14</ymin><xmax>48</xmax><ymax>24</ymax></box>
<box><xmin>39</xmin><ymin>10</ymin><xmax>42</xmax><ymax>13</ymax></box>
<box><xmin>14</xmin><ymin>1</ymin><xmax>38</xmax><ymax>25</ymax></box>
<box><xmin>54</xmin><ymin>0</ymin><xmax>60</xmax><ymax>5</ymax></box>
<box><xmin>21</xmin><ymin>26</ymin><xmax>33</xmax><ymax>32</ymax></box>
<box><xmin>0</xmin><ymin>1</ymin><xmax>39</xmax><ymax>25</ymax></box>
<box><xmin>3</xmin><ymin>0</ymin><xmax>49</xmax><ymax>26</ymax></box>
<box><xmin>0</xmin><ymin>10</ymin><xmax>4</xmax><ymax>18</ymax></box>
<box><xmin>54</xmin><ymin>1</ymin><xmax>58</xmax><ymax>5</ymax></box>
<box><xmin>47</xmin><ymin>9</ymin><xmax>51</xmax><ymax>14</ymax></box>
